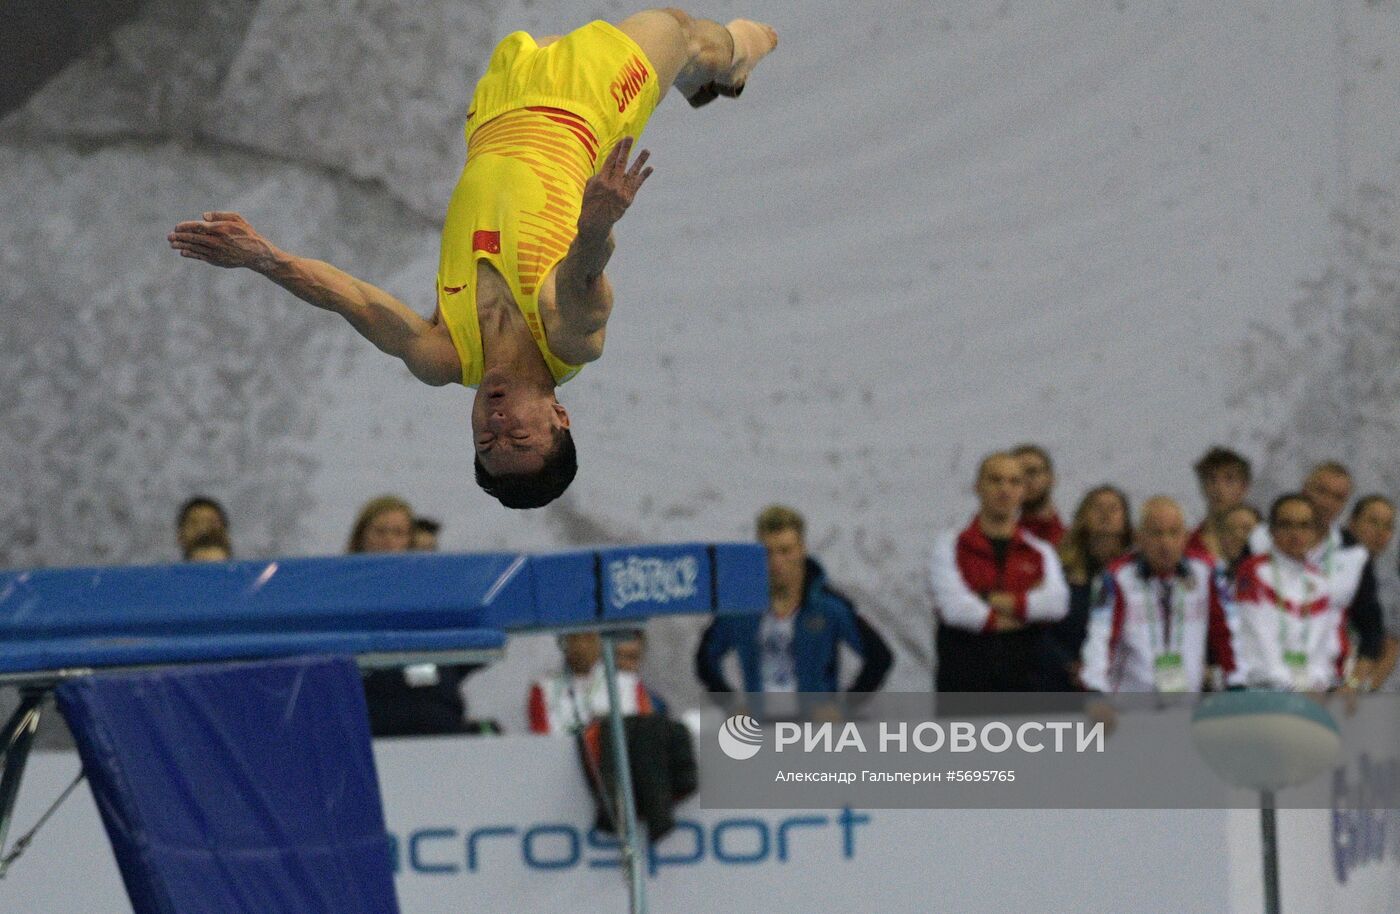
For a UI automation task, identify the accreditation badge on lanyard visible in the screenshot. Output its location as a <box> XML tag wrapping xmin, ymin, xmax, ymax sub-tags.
<box><xmin>1271</xmin><ymin>555</ymin><xmax>1322</xmax><ymax>693</ymax></box>
<box><xmin>1144</xmin><ymin>572</ymin><xmax>1188</xmax><ymax>693</ymax></box>
<box><xmin>1153</xmin><ymin>652</ymin><xmax>1188</xmax><ymax>693</ymax></box>
<box><xmin>1284</xmin><ymin>650</ymin><xmax>1311</xmax><ymax>692</ymax></box>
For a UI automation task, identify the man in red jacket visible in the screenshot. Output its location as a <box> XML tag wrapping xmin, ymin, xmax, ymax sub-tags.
<box><xmin>929</xmin><ymin>452</ymin><xmax>1070</xmax><ymax>691</ymax></box>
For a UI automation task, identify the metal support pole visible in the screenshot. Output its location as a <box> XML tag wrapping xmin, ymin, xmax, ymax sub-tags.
<box><xmin>1260</xmin><ymin>789</ymin><xmax>1280</xmax><ymax>914</ymax></box>
<box><xmin>0</xmin><ymin>689</ymin><xmax>46</xmax><ymax>877</ymax></box>
<box><xmin>600</xmin><ymin>634</ymin><xmax>647</xmax><ymax>914</ymax></box>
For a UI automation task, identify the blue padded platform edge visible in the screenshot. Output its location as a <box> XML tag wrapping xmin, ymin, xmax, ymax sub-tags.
<box><xmin>0</xmin><ymin>552</ymin><xmax>526</xmax><ymax>639</ymax></box>
<box><xmin>0</xmin><ymin>628</ymin><xmax>505</xmax><ymax>675</ymax></box>
<box><xmin>712</xmin><ymin>542</ymin><xmax>769</xmax><ymax>616</ymax></box>
<box><xmin>0</xmin><ymin>544</ymin><xmax>768</xmax><ymax>656</ymax></box>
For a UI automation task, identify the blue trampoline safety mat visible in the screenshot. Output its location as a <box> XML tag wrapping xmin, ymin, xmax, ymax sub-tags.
<box><xmin>56</xmin><ymin>656</ymin><xmax>400</xmax><ymax>914</ymax></box>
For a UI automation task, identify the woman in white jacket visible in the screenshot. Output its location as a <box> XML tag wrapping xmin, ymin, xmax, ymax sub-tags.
<box><xmin>1232</xmin><ymin>494</ymin><xmax>1345</xmax><ymax>692</ymax></box>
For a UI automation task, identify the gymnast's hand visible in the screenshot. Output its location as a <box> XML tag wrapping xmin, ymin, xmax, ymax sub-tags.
<box><xmin>168</xmin><ymin>211</ymin><xmax>278</xmax><ymax>272</ymax></box>
<box><xmin>578</xmin><ymin>137</ymin><xmax>653</xmax><ymax>236</ymax></box>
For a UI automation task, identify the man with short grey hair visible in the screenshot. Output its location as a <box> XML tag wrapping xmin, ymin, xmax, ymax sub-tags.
<box><xmin>1081</xmin><ymin>497</ymin><xmax>1241</xmax><ymax>693</ymax></box>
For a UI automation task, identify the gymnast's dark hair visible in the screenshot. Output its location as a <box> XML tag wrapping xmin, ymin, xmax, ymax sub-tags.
<box><xmin>474</xmin><ymin>427</ymin><xmax>577</xmax><ymax>509</ymax></box>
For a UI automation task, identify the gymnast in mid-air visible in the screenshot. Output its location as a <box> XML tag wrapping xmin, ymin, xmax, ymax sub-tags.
<box><xmin>168</xmin><ymin>9</ymin><xmax>778</xmax><ymax>508</ymax></box>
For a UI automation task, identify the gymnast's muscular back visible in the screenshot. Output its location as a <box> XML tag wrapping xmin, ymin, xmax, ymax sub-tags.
<box><xmin>435</xmin><ymin>22</ymin><xmax>663</xmax><ymax>389</ymax></box>
<box><xmin>436</xmin><ymin>103</ymin><xmax>611</xmax><ymax>387</ymax></box>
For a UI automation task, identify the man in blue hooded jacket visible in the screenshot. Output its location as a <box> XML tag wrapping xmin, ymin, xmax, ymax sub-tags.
<box><xmin>695</xmin><ymin>505</ymin><xmax>892</xmax><ymax>696</ymax></box>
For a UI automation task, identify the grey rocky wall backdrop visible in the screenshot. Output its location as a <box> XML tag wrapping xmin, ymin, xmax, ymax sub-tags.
<box><xmin>3</xmin><ymin>0</ymin><xmax>1398</xmax><ymax>727</ymax></box>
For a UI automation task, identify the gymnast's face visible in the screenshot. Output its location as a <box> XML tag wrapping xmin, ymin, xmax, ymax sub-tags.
<box><xmin>472</xmin><ymin>382</ymin><xmax>570</xmax><ymax>476</ymax></box>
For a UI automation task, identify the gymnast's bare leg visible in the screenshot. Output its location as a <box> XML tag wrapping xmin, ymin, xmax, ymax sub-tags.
<box><xmin>549</xmin><ymin>9</ymin><xmax>779</xmax><ymax>374</ymax></box>
<box><xmin>613</xmin><ymin>9</ymin><xmax>777</xmax><ymax>105</ymax></box>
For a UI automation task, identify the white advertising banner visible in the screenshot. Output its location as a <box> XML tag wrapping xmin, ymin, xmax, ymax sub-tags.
<box><xmin>6</xmin><ymin>732</ymin><xmax>1396</xmax><ymax>913</ymax></box>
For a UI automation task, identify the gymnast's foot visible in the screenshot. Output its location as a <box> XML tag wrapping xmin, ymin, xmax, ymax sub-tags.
<box><xmin>687</xmin><ymin>19</ymin><xmax>778</xmax><ymax>107</ymax></box>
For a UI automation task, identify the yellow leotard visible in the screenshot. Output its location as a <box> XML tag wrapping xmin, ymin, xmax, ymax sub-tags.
<box><xmin>437</xmin><ymin>21</ymin><xmax>661</xmax><ymax>387</ymax></box>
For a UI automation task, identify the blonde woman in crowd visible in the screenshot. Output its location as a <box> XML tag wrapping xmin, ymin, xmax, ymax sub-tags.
<box><xmin>1043</xmin><ymin>486</ymin><xmax>1132</xmax><ymax>691</ymax></box>
<box><xmin>351</xmin><ymin>495</ymin><xmax>474</xmax><ymax>736</ymax></box>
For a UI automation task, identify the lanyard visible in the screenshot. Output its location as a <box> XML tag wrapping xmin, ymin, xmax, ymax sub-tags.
<box><xmin>1316</xmin><ymin>534</ymin><xmax>1336</xmax><ymax>578</ymax></box>
<box><xmin>1268</xmin><ymin>555</ymin><xmax>1324</xmax><ymax>654</ymax></box>
<box><xmin>564</xmin><ymin>670</ymin><xmax>607</xmax><ymax>731</ymax></box>
<box><xmin>1136</xmin><ymin>571</ymin><xmax>1185</xmax><ymax>657</ymax></box>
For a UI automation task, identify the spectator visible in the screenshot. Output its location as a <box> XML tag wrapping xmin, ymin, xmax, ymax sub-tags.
<box><xmin>352</xmin><ymin>495</ymin><xmax>474</xmax><ymax>737</ymax></box>
<box><xmin>1217</xmin><ymin>503</ymin><xmax>1261</xmax><ymax>581</ymax></box>
<box><xmin>1199</xmin><ymin>502</ymin><xmax>1265</xmax><ymax>690</ymax></box>
<box><xmin>1345</xmin><ymin>495</ymin><xmax>1400</xmax><ymax>691</ymax></box>
<box><xmin>412</xmin><ymin>516</ymin><xmax>441</xmax><ymax>551</ymax></box>
<box><xmin>528</xmin><ymin>632</ymin><xmax>659</xmax><ymax>735</ymax></box>
<box><xmin>184</xmin><ymin>529</ymin><xmax>232</xmax><ymax>563</ymax></box>
<box><xmin>578</xmin><ymin>709</ymin><xmax>698</xmax><ymax>843</ymax></box>
<box><xmin>1234</xmin><ymin>494</ymin><xmax>1349</xmax><ymax>691</ymax></box>
<box><xmin>928</xmin><ymin>452</ymin><xmax>1069</xmax><ymax>691</ymax></box>
<box><xmin>614</xmin><ymin>628</ymin><xmax>670</xmax><ymax>715</ymax></box>
<box><xmin>1247</xmin><ymin>463</ymin><xmax>1385</xmax><ymax>681</ymax></box>
<box><xmin>176</xmin><ymin>495</ymin><xmax>230</xmax><ymax>560</ymax></box>
<box><xmin>1043</xmin><ymin>485</ymin><xmax>1132</xmax><ymax>691</ymax></box>
<box><xmin>1302</xmin><ymin>464</ymin><xmax>1386</xmax><ymax>683</ymax></box>
<box><xmin>695</xmin><ymin>505</ymin><xmax>893</xmax><ymax>698</ymax></box>
<box><xmin>1187</xmin><ymin>447</ymin><xmax>1252</xmax><ymax>562</ymax></box>
<box><xmin>1012</xmin><ymin>443</ymin><xmax>1065</xmax><ymax>546</ymax></box>
<box><xmin>574</xmin><ymin>629</ymin><xmax>697</xmax><ymax>840</ymax></box>
<box><xmin>1080</xmin><ymin>497</ymin><xmax>1241</xmax><ymax>693</ymax></box>
<box><xmin>347</xmin><ymin>495</ymin><xmax>414</xmax><ymax>553</ymax></box>
<box><xmin>1347</xmin><ymin>495</ymin><xmax>1395</xmax><ymax>556</ymax></box>
<box><xmin>1304</xmin><ymin>461</ymin><xmax>1354</xmax><ymax>539</ymax></box>
<box><xmin>614</xmin><ymin>630</ymin><xmax>644</xmax><ymax>672</ymax></box>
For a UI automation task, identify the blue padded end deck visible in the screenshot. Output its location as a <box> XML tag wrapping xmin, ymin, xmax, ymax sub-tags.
<box><xmin>711</xmin><ymin>543</ymin><xmax>769</xmax><ymax>616</ymax></box>
<box><xmin>511</xmin><ymin>543</ymin><xmax>769</xmax><ymax>627</ymax></box>
<box><xmin>598</xmin><ymin>544</ymin><xmax>714</xmax><ymax>621</ymax></box>
<box><xmin>0</xmin><ymin>545</ymin><xmax>767</xmax><ymax>678</ymax></box>
<box><xmin>56</xmin><ymin>656</ymin><xmax>401</xmax><ymax>914</ymax></box>
<box><xmin>525</xmin><ymin>551</ymin><xmax>598</xmax><ymax>628</ymax></box>
<box><xmin>0</xmin><ymin>552</ymin><xmax>536</xmax><ymax>639</ymax></box>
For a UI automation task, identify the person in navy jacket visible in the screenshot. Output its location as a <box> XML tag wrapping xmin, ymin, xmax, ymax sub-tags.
<box><xmin>695</xmin><ymin>505</ymin><xmax>892</xmax><ymax>697</ymax></box>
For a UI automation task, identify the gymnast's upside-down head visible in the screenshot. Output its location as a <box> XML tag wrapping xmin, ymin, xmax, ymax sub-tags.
<box><xmin>472</xmin><ymin>374</ymin><xmax>577</xmax><ymax>509</ymax></box>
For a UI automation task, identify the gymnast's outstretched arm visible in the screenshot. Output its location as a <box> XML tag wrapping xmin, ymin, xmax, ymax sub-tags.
<box><xmin>550</xmin><ymin>138</ymin><xmax>653</xmax><ymax>364</ymax></box>
<box><xmin>169</xmin><ymin>211</ymin><xmax>460</xmax><ymax>386</ymax></box>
